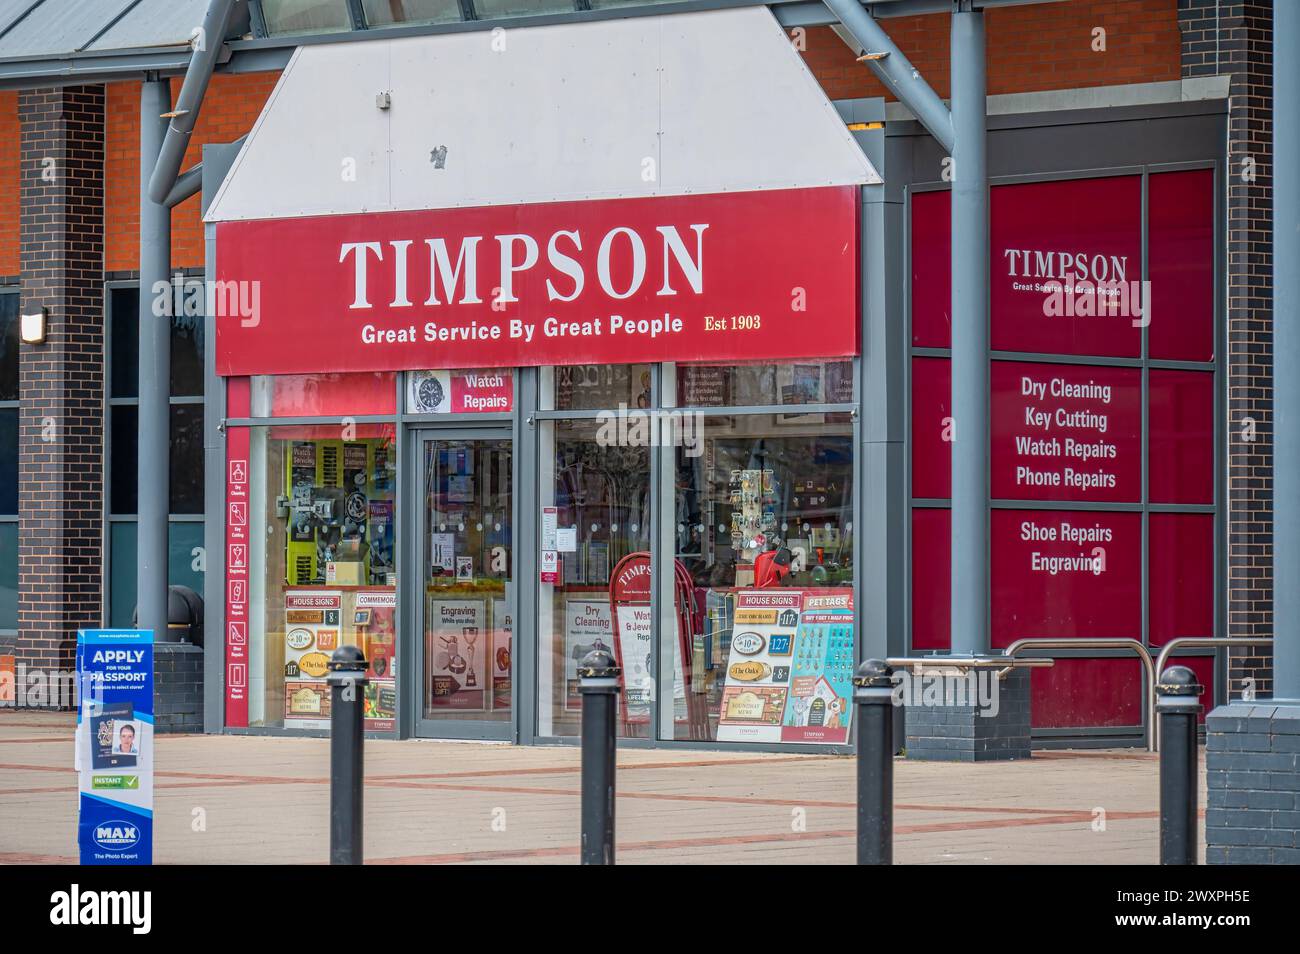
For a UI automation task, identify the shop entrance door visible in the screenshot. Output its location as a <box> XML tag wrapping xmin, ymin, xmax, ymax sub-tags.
<box><xmin>415</xmin><ymin>431</ymin><xmax>515</xmax><ymax>740</ymax></box>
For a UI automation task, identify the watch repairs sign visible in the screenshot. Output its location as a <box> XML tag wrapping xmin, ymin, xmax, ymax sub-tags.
<box><xmin>76</xmin><ymin>629</ymin><xmax>154</xmax><ymax>865</ymax></box>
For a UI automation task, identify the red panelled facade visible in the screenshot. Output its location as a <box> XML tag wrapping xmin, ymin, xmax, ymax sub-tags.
<box><xmin>910</xmin><ymin>169</ymin><xmax>1217</xmax><ymax>731</ymax></box>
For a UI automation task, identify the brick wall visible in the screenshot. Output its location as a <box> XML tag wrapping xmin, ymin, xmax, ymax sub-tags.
<box><xmin>105</xmin><ymin>72</ymin><xmax>280</xmax><ymax>273</ymax></box>
<box><xmin>17</xmin><ymin>86</ymin><xmax>106</xmax><ymax>687</ymax></box>
<box><xmin>800</xmin><ymin>0</ymin><xmax>1181</xmax><ymax>101</ymax></box>
<box><xmin>1178</xmin><ymin>1</ymin><xmax>1274</xmax><ymax>697</ymax></box>
<box><xmin>0</xmin><ymin>91</ymin><xmax>20</xmax><ymax>278</ymax></box>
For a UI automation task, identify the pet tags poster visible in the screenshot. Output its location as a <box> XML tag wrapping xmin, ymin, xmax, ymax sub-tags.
<box><xmin>716</xmin><ymin>590</ymin><xmax>854</xmax><ymax>745</ymax></box>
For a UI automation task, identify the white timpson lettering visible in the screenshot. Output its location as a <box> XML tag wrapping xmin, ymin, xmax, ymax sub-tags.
<box><xmin>656</xmin><ymin>225</ymin><xmax>708</xmax><ymax>295</ymax></box>
<box><xmin>389</xmin><ymin>240</ymin><xmax>413</xmax><ymax>307</ymax></box>
<box><xmin>339</xmin><ymin>224</ymin><xmax>712</xmax><ymax>310</ymax></box>
<box><xmin>425</xmin><ymin>237</ymin><xmax>483</xmax><ymax>305</ymax></box>
<box><xmin>1003</xmin><ymin>248</ymin><xmax>1129</xmax><ymax>283</ymax></box>
<box><xmin>597</xmin><ymin>227</ymin><xmax>647</xmax><ymax>300</ymax></box>
<box><xmin>339</xmin><ymin>241</ymin><xmax>383</xmax><ymax>309</ymax></box>
<box><xmin>546</xmin><ymin>230</ymin><xmax>584</xmax><ymax>303</ymax></box>
<box><xmin>497</xmin><ymin>234</ymin><xmax>538</xmax><ymax>304</ymax></box>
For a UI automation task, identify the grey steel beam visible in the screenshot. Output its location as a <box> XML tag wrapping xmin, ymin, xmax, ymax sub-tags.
<box><xmin>1274</xmin><ymin>0</ymin><xmax>1300</xmax><ymax>702</ymax></box>
<box><xmin>148</xmin><ymin>0</ymin><xmax>239</xmax><ymax>205</ymax></box>
<box><xmin>949</xmin><ymin>3</ymin><xmax>988</xmax><ymax>655</ymax></box>
<box><xmin>821</xmin><ymin>0</ymin><xmax>954</xmax><ymax>153</ymax></box>
<box><xmin>137</xmin><ymin>76</ymin><xmax>172</xmax><ymax>645</ymax></box>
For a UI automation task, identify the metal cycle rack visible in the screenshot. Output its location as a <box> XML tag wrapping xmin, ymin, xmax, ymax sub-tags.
<box><xmin>998</xmin><ymin>637</ymin><xmax>1277</xmax><ymax>752</ymax></box>
<box><xmin>1152</xmin><ymin>637</ymin><xmax>1275</xmax><ymax>750</ymax></box>
<box><xmin>998</xmin><ymin>638</ymin><xmax>1157</xmax><ymax>751</ymax></box>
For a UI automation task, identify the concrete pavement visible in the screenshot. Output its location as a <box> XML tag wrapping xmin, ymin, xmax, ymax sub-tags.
<box><xmin>0</xmin><ymin>710</ymin><xmax>1201</xmax><ymax>864</ymax></box>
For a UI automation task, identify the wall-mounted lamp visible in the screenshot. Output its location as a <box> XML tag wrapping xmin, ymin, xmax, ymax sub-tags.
<box><xmin>20</xmin><ymin>307</ymin><xmax>47</xmax><ymax>345</ymax></box>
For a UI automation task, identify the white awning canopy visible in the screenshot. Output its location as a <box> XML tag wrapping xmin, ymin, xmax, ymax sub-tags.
<box><xmin>205</xmin><ymin>6</ymin><xmax>879</xmax><ymax>223</ymax></box>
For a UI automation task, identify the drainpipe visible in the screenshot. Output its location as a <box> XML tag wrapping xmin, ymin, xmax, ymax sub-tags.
<box><xmin>148</xmin><ymin>0</ymin><xmax>239</xmax><ymax>205</ymax></box>
<box><xmin>1274</xmin><ymin>0</ymin><xmax>1300</xmax><ymax>702</ymax></box>
<box><xmin>820</xmin><ymin>0</ymin><xmax>954</xmax><ymax>154</ymax></box>
<box><xmin>163</xmin><ymin>135</ymin><xmax>247</xmax><ymax>209</ymax></box>
<box><xmin>949</xmin><ymin>3</ymin><xmax>989</xmax><ymax>655</ymax></box>
<box><xmin>137</xmin><ymin>76</ymin><xmax>172</xmax><ymax>644</ymax></box>
<box><xmin>138</xmin><ymin>0</ymin><xmax>236</xmax><ymax>643</ymax></box>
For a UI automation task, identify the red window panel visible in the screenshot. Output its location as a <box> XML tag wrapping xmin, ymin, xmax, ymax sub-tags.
<box><xmin>911</xmin><ymin>356</ymin><xmax>951</xmax><ymax>500</ymax></box>
<box><xmin>991</xmin><ymin>509</ymin><xmax>1141</xmax><ymax>649</ymax></box>
<box><xmin>1148</xmin><ymin>169</ymin><xmax>1215</xmax><ymax>362</ymax></box>
<box><xmin>1148</xmin><ymin>369</ymin><xmax>1214</xmax><ymax>505</ymax></box>
<box><xmin>910</xmin><ymin>507</ymin><xmax>951</xmax><ymax>652</ymax></box>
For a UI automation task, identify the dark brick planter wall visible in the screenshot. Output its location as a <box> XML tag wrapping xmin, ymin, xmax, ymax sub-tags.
<box><xmin>1206</xmin><ymin>703</ymin><xmax>1300</xmax><ymax>863</ymax></box>
<box><xmin>155</xmin><ymin>642</ymin><xmax>204</xmax><ymax>733</ymax></box>
<box><xmin>904</xmin><ymin>668</ymin><xmax>1031</xmax><ymax>762</ymax></box>
<box><xmin>16</xmin><ymin>86</ymin><xmax>106</xmax><ymax>697</ymax></box>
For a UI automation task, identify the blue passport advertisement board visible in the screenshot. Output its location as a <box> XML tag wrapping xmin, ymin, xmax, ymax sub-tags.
<box><xmin>76</xmin><ymin>629</ymin><xmax>154</xmax><ymax>865</ymax></box>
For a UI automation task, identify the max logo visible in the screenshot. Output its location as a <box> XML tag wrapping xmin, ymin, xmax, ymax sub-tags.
<box><xmin>92</xmin><ymin>821</ymin><xmax>140</xmax><ymax>851</ymax></box>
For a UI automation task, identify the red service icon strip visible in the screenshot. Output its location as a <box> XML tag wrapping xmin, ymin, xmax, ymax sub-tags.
<box><xmin>225</xmin><ymin>426</ymin><xmax>251</xmax><ymax>728</ymax></box>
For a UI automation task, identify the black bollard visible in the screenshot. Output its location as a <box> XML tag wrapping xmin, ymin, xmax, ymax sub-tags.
<box><xmin>854</xmin><ymin>659</ymin><xmax>896</xmax><ymax>865</ymax></box>
<box><xmin>578</xmin><ymin>648</ymin><xmax>620</xmax><ymax>865</ymax></box>
<box><xmin>326</xmin><ymin>644</ymin><xmax>369</xmax><ymax>865</ymax></box>
<box><xmin>1155</xmin><ymin>665</ymin><xmax>1203</xmax><ymax>865</ymax></box>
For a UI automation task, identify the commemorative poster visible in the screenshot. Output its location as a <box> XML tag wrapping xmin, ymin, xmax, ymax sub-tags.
<box><xmin>717</xmin><ymin>589</ymin><xmax>855</xmax><ymax>745</ymax></box>
<box><xmin>357</xmin><ymin>589</ymin><xmax>397</xmax><ymax>732</ymax></box>
<box><xmin>76</xmin><ymin>629</ymin><xmax>154</xmax><ymax>865</ymax></box>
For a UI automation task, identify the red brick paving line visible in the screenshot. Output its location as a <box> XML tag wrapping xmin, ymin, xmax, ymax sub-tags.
<box><xmin>0</xmin><ymin>851</ymin><xmax>77</xmax><ymax>864</ymax></box>
<box><xmin>0</xmin><ymin>767</ymin><xmax>1147</xmax><ymax>822</ymax></box>
<box><xmin>0</xmin><ymin>738</ymin><xmax>74</xmax><ymax>744</ymax></box>
<box><xmin>368</xmin><ymin>753</ymin><xmax>838</xmax><ymax>780</ymax></box>
<box><xmin>1</xmin><ymin>810</ymin><xmax>1167</xmax><ymax>866</ymax></box>
<box><xmin>375</xmin><ymin>810</ymin><xmax>1168</xmax><ymax>864</ymax></box>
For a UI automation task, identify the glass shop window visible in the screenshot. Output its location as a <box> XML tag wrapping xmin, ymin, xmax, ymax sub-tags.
<box><xmin>246</xmin><ymin>423</ymin><xmax>399</xmax><ymax>731</ymax></box>
<box><xmin>536</xmin><ymin>418</ymin><xmax>651</xmax><ymax>738</ymax></box>
<box><xmin>667</xmin><ymin>413</ymin><xmax>855</xmax><ymax>744</ymax></box>
<box><xmin>541</xmin><ymin>364</ymin><xmax>653</xmax><ymax>411</ymax></box>
<box><xmin>675</xmin><ymin>360</ymin><xmax>854</xmax><ymax>409</ymax></box>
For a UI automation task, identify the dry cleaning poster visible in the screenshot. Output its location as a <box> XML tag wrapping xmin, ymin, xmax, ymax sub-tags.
<box><xmin>717</xmin><ymin>590</ymin><xmax>855</xmax><ymax>745</ymax></box>
<box><xmin>76</xmin><ymin>629</ymin><xmax>154</xmax><ymax>865</ymax></box>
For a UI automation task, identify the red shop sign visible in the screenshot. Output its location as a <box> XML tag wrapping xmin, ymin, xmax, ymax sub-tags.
<box><xmin>215</xmin><ymin>187</ymin><xmax>859</xmax><ymax>376</ymax></box>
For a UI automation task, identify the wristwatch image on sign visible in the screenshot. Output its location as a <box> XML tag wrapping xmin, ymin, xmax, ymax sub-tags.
<box><xmin>411</xmin><ymin>372</ymin><xmax>447</xmax><ymax>413</ymax></box>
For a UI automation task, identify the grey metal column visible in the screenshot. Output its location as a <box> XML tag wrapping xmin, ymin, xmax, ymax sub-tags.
<box><xmin>137</xmin><ymin>77</ymin><xmax>172</xmax><ymax>641</ymax></box>
<box><xmin>949</xmin><ymin>4</ymin><xmax>989</xmax><ymax>656</ymax></box>
<box><xmin>1274</xmin><ymin>0</ymin><xmax>1300</xmax><ymax>702</ymax></box>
